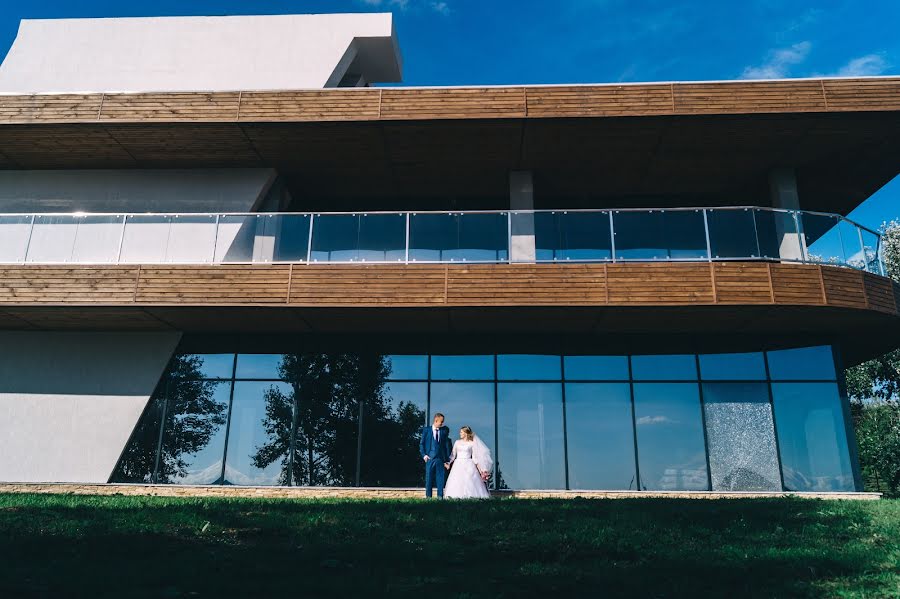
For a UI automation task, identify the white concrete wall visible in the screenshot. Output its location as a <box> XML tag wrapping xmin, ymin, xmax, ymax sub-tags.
<box><xmin>0</xmin><ymin>169</ymin><xmax>276</xmax><ymax>213</ymax></box>
<box><xmin>0</xmin><ymin>332</ymin><xmax>181</xmax><ymax>483</ymax></box>
<box><xmin>0</xmin><ymin>14</ymin><xmax>401</xmax><ymax>93</ymax></box>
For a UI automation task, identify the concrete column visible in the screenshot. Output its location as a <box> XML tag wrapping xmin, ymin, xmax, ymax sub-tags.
<box><xmin>509</xmin><ymin>171</ymin><xmax>536</xmax><ymax>263</ymax></box>
<box><xmin>768</xmin><ymin>168</ymin><xmax>805</xmax><ymax>261</ymax></box>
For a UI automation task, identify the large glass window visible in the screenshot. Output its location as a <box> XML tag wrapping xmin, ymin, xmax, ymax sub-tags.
<box><xmin>633</xmin><ymin>383</ymin><xmax>709</xmax><ymax>491</ymax></box>
<box><xmin>158</xmin><ymin>378</ymin><xmax>232</xmax><ymax>485</ymax></box>
<box><xmin>360</xmin><ymin>382</ymin><xmax>428</xmax><ymax>487</ymax></box>
<box><xmin>699</xmin><ymin>352</ymin><xmax>767</xmax><ymax>381</ymax></box>
<box><xmin>766</xmin><ymin>346</ymin><xmax>837</xmax><ymax>381</ymax></box>
<box><xmin>497</xmin><ymin>355</ymin><xmax>560</xmax><ymax>380</ymax></box>
<box><xmin>564</xmin><ymin>356</ymin><xmax>629</xmax><ymax>380</ymax></box>
<box><xmin>631</xmin><ymin>355</ymin><xmax>697</xmax><ymax>381</ymax></box>
<box><xmin>498</xmin><ymin>383</ymin><xmax>566</xmax><ymax>490</ymax></box>
<box><xmin>114</xmin><ymin>345</ymin><xmax>856</xmax><ymax>493</ymax></box>
<box><xmin>565</xmin><ymin>383</ymin><xmax>636</xmax><ymax>490</ymax></box>
<box><xmin>703</xmin><ymin>383</ymin><xmax>781</xmax><ymax>491</ymax></box>
<box><xmin>224</xmin><ymin>381</ymin><xmax>294</xmax><ymax>486</ymax></box>
<box><xmin>771</xmin><ymin>382</ymin><xmax>855</xmax><ymax>492</ymax></box>
<box><xmin>430</xmin><ymin>383</ymin><xmax>495</xmax><ymax>464</ymax></box>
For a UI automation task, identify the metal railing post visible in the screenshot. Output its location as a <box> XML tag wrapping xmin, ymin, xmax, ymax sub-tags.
<box><xmin>609</xmin><ymin>211</ymin><xmax>617</xmax><ymax>263</ymax></box>
<box><xmin>115</xmin><ymin>215</ymin><xmax>128</xmax><ymax>264</ymax></box>
<box><xmin>702</xmin><ymin>209</ymin><xmax>712</xmax><ymax>262</ymax></box>
<box><xmin>405</xmin><ymin>212</ymin><xmax>410</xmax><ymax>264</ymax></box>
<box><xmin>306</xmin><ymin>214</ymin><xmax>315</xmax><ymax>263</ymax></box>
<box><xmin>22</xmin><ymin>214</ymin><xmax>36</xmax><ymax>264</ymax></box>
<box><xmin>793</xmin><ymin>211</ymin><xmax>807</xmax><ymax>263</ymax></box>
<box><xmin>855</xmin><ymin>224</ymin><xmax>867</xmax><ymax>272</ymax></box>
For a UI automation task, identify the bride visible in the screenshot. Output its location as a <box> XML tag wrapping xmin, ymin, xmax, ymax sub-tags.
<box><xmin>444</xmin><ymin>426</ymin><xmax>493</xmax><ymax>499</ymax></box>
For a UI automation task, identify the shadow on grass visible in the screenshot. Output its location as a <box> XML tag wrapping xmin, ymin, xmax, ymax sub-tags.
<box><xmin>0</xmin><ymin>496</ymin><xmax>894</xmax><ymax>598</ymax></box>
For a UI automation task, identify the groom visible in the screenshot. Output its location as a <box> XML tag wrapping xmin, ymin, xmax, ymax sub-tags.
<box><xmin>420</xmin><ymin>413</ymin><xmax>452</xmax><ymax>498</ymax></box>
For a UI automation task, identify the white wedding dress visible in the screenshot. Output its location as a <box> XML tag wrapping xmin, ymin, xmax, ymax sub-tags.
<box><xmin>444</xmin><ymin>438</ymin><xmax>492</xmax><ymax>499</ymax></box>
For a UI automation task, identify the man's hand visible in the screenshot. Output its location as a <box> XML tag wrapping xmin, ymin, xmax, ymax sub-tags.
<box><xmin>444</xmin><ymin>462</ymin><xmax>451</xmax><ymax>470</ymax></box>
<box><xmin>423</xmin><ymin>456</ymin><xmax>430</xmax><ymax>462</ymax></box>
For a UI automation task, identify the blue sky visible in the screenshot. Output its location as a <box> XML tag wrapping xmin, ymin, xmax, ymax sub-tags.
<box><xmin>0</xmin><ymin>0</ymin><xmax>896</xmax><ymax>228</ymax></box>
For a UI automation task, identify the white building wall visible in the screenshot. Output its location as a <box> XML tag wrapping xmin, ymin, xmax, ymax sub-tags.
<box><xmin>0</xmin><ymin>332</ymin><xmax>181</xmax><ymax>483</ymax></box>
<box><xmin>0</xmin><ymin>14</ymin><xmax>401</xmax><ymax>93</ymax></box>
<box><xmin>0</xmin><ymin>168</ymin><xmax>276</xmax><ymax>214</ymax></box>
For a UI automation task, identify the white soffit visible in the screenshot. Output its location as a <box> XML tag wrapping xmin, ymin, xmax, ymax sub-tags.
<box><xmin>0</xmin><ymin>13</ymin><xmax>402</xmax><ymax>93</ymax></box>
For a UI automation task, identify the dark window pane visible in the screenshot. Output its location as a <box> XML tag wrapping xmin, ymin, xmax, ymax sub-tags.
<box><xmin>800</xmin><ymin>213</ymin><xmax>845</xmax><ymax>266</ymax></box>
<box><xmin>109</xmin><ymin>392</ymin><xmax>165</xmax><ymax>483</ymax></box>
<box><xmin>177</xmin><ymin>354</ymin><xmax>233</xmax><ymax>380</ymax></box>
<box><xmin>358</xmin><ymin>213</ymin><xmax>406</xmax><ymax>262</ymax></box>
<box><xmin>224</xmin><ymin>382</ymin><xmax>293</xmax><ymax>486</ymax></box>
<box><xmin>430</xmin><ymin>383</ymin><xmax>495</xmax><ymax>480</ymax></box>
<box><xmin>699</xmin><ymin>352</ymin><xmax>767</xmax><ymax>380</ymax></box>
<box><xmin>361</xmin><ymin>382</ymin><xmax>428</xmax><ymax>487</ymax></box>
<box><xmin>565</xmin><ymin>383</ymin><xmax>636</xmax><ymax>490</ymax></box>
<box><xmin>385</xmin><ymin>355</ymin><xmax>428</xmax><ymax>380</ymax></box>
<box><xmin>533</xmin><ymin>211</ymin><xmax>612</xmax><ymax>262</ymax></box>
<box><xmin>498</xmin><ymin>383</ymin><xmax>566</xmax><ymax>489</ymax></box>
<box><xmin>633</xmin><ymin>383</ymin><xmax>709</xmax><ymax>491</ymax></box>
<box><xmin>235</xmin><ymin>354</ymin><xmax>285</xmax><ymax>380</ymax></box>
<box><xmin>703</xmin><ymin>383</ymin><xmax>781</xmax><ymax>491</ymax></box>
<box><xmin>497</xmin><ymin>355</ymin><xmax>560</xmax><ymax>380</ymax></box>
<box><xmin>430</xmin><ymin>355</ymin><xmax>494</xmax><ymax>380</ymax></box>
<box><xmin>767</xmin><ymin>346</ymin><xmax>836</xmax><ymax>380</ymax></box>
<box><xmin>564</xmin><ymin>356</ymin><xmax>629</xmax><ymax>380</ymax></box>
<box><xmin>707</xmin><ymin>208</ymin><xmax>758</xmax><ymax>259</ymax></box>
<box><xmin>772</xmin><ymin>383</ymin><xmax>855</xmax><ymax>491</ymax></box>
<box><xmin>281</xmin><ymin>353</ymin><xmax>365</xmax><ymax>487</ymax></box>
<box><xmin>158</xmin><ymin>379</ymin><xmax>231</xmax><ymax>485</ymax></box>
<box><xmin>631</xmin><ymin>355</ymin><xmax>697</xmax><ymax>380</ymax></box>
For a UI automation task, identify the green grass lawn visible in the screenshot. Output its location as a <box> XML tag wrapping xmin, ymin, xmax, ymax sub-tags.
<box><xmin>0</xmin><ymin>494</ymin><xmax>897</xmax><ymax>598</ymax></box>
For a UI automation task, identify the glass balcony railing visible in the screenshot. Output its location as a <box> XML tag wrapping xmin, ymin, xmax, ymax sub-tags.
<box><xmin>0</xmin><ymin>207</ymin><xmax>885</xmax><ymax>275</ymax></box>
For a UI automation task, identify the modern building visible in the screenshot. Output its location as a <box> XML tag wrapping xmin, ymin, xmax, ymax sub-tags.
<box><xmin>0</xmin><ymin>13</ymin><xmax>898</xmax><ymax>494</ymax></box>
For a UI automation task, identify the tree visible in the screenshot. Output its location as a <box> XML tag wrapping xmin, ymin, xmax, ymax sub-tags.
<box><xmin>845</xmin><ymin>219</ymin><xmax>900</xmax><ymax>496</ymax></box>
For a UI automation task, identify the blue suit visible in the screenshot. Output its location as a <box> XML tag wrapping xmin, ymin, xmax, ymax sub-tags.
<box><xmin>420</xmin><ymin>425</ymin><xmax>452</xmax><ymax>498</ymax></box>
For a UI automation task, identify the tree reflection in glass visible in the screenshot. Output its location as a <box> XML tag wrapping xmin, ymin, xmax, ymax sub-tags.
<box><xmin>157</xmin><ymin>355</ymin><xmax>230</xmax><ymax>484</ymax></box>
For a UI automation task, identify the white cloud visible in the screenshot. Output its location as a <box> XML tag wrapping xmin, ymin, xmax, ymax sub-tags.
<box><xmin>740</xmin><ymin>41</ymin><xmax>812</xmax><ymax>79</ymax></box>
<box><xmin>636</xmin><ymin>415</ymin><xmax>675</xmax><ymax>426</ymax></box>
<box><xmin>832</xmin><ymin>54</ymin><xmax>888</xmax><ymax>77</ymax></box>
<box><xmin>359</xmin><ymin>0</ymin><xmax>450</xmax><ymax>13</ymax></box>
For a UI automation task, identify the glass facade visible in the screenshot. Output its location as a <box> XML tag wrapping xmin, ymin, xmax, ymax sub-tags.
<box><xmin>112</xmin><ymin>345</ymin><xmax>858</xmax><ymax>492</ymax></box>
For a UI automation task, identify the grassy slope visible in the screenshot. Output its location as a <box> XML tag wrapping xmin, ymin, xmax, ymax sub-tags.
<box><xmin>0</xmin><ymin>494</ymin><xmax>897</xmax><ymax>598</ymax></box>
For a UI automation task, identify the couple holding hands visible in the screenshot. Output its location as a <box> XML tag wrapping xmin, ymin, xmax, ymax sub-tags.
<box><xmin>420</xmin><ymin>412</ymin><xmax>492</xmax><ymax>499</ymax></box>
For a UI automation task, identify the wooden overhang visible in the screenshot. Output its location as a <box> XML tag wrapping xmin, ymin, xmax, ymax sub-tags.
<box><xmin>0</xmin><ymin>78</ymin><xmax>899</xmax><ymax>212</ymax></box>
<box><xmin>0</xmin><ymin>262</ymin><xmax>896</xmax><ymax>365</ymax></box>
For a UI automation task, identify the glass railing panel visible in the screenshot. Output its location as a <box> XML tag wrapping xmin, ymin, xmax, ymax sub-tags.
<box><xmin>120</xmin><ymin>215</ymin><xmax>171</xmax><ymax>264</ymax></box>
<box><xmin>214</xmin><ymin>214</ymin><xmax>260</xmax><ymax>263</ymax></box>
<box><xmin>70</xmin><ymin>215</ymin><xmax>125</xmax><ymax>263</ymax></box>
<box><xmin>310</xmin><ymin>214</ymin><xmax>359</xmax><ymax>262</ymax></box>
<box><xmin>311</xmin><ymin>213</ymin><xmax>405</xmax><ymax>262</ymax></box>
<box><xmin>754</xmin><ymin>209</ymin><xmax>802</xmax><ymax>261</ymax></box>
<box><xmin>663</xmin><ymin>210</ymin><xmax>707</xmax><ymax>259</ymax></box>
<box><xmin>357</xmin><ymin>213</ymin><xmax>406</xmax><ymax>262</ymax></box>
<box><xmin>838</xmin><ymin>219</ymin><xmax>865</xmax><ymax>271</ymax></box>
<box><xmin>860</xmin><ymin>229</ymin><xmax>882</xmax><ymax>274</ymax></box>
<box><xmin>613</xmin><ymin>209</ymin><xmax>706</xmax><ymax>260</ymax></box>
<box><xmin>25</xmin><ymin>215</ymin><xmax>79</xmax><ymax>263</ymax></box>
<box><xmin>270</xmin><ymin>214</ymin><xmax>311</xmax><ymax>262</ymax></box>
<box><xmin>800</xmin><ymin>213</ymin><xmax>844</xmax><ymax>266</ymax></box>
<box><xmin>409</xmin><ymin>212</ymin><xmax>508</xmax><ymax>262</ymax></box>
<box><xmin>707</xmin><ymin>208</ymin><xmax>759</xmax><ymax>260</ymax></box>
<box><xmin>0</xmin><ymin>215</ymin><xmax>33</xmax><ymax>263</ymax></box>
<box><xmin>533</xmin><ymin>211</ymin><xmax>612</xmax><ymax>261</ymax></box>
<box><xmin>165</xmin><ymin>214</ymin><xmax>218</xmax><ymax>263</ymax></box>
